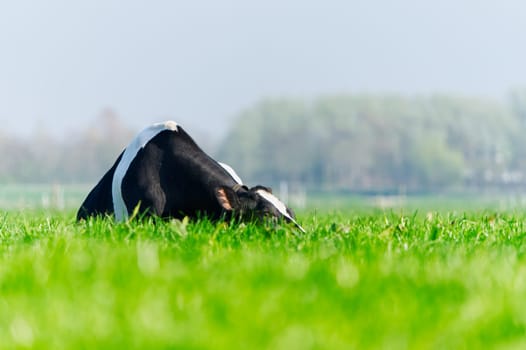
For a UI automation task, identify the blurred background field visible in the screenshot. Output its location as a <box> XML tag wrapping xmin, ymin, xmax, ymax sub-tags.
<box><xmin>3</xmin><ymin>183</ymin><xmax>526</xmax><ymax>215</ymax></box>
<box><xmin>0</xmin><ymin>184</ymin><xmax>88</xmax><ymax>211</ymax></box>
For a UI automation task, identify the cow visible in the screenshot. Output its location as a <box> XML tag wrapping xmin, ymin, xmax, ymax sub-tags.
<box><xmin>77</xmin><ymin>121</ymin><xmax>305</xmax><ymax>232</ymax></box>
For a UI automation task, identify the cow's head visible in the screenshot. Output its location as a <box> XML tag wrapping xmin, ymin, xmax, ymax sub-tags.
<box><xmin>215</xmin><ymin>185</ymin><xmax>306</xmax><ymax>232</ymax></box>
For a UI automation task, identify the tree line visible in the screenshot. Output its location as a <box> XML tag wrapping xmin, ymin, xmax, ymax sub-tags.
<box><xmin>0</xmin><ymin>110</ymin><xmax>135</xmax><ymax>184</ymax></box>
<box><xmin>2</xmin><ymin>92</ymin><xmax>526</xmax><ymax>193</ymax></box>
<box><xmin>217</xmin><ymin>91</ymin><xmax>526</xmax><ymax>192</ymax></box>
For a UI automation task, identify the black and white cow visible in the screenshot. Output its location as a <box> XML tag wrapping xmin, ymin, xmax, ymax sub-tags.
<box><xmin>77</xmin><ymin>121</ymin><xmax>305</xmax><ymax>232</ymax></box>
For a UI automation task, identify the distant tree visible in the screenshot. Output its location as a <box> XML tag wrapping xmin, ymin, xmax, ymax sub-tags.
<box><xmin>59</xmin><ymin>108</ymin><xmax>135</xmax><ymax>182</ymax></box>
<box><xmin>217</xmin><ymin>94</ymin><xmax>523</xmax><ymax>192</ymax></box>
<box><xmin>2</xmin><ymin>96</ymin><xmax>526</xmax><ymax>191</ymax></box>
<box><xmin>510</xmin><ymin>88</ymin><xmax>526</xmax><ymax>126</ymax></box>
<box><xmin>0</xmin><ymin>109</ymin><xmax>135</xmax><ymax>184</ymax></box>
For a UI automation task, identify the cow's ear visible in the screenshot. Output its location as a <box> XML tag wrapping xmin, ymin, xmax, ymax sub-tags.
<box><xmin>215</xmin><ymin>186</ymin><xmax>240</xmax><ymax>211</ymax></box>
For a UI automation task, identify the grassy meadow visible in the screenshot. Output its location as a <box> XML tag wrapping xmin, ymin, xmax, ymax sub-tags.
<box><xmin>1</xmin><ymin>191</ymin><xmax>526</xmax><ymax>348</ymax></box>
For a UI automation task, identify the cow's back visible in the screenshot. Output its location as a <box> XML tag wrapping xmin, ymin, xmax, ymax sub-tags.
<box><xmin>119</xmin><ymin>127</ymin><xmax>238</xmax><ymax>219</ymax></box>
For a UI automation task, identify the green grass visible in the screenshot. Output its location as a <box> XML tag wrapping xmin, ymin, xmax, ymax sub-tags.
<box><xmin>1</xmin><ymin>209</ymin><xmax>526</xmax><ymax>349</ymax></box>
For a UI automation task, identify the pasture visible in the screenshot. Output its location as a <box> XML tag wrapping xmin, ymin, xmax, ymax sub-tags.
<box><xmin>1</xmin><ymin>190</ymin><xmax>526</xmax><ymax>348</ymax></box>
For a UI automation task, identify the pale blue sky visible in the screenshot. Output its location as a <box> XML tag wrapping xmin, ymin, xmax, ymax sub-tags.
<box><xmin>1</xmin><ymin>0</ymin><xmax>525</xmax><ymax>141</ymax></box>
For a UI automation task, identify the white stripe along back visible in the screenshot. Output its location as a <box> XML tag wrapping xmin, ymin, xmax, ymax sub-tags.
<box><xmin>218</xmin><ymin>162</ymin><xmax>243</xmax><ymax>184</ymax></box>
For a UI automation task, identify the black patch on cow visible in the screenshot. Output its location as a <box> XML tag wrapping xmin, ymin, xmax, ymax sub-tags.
<box><xmin>118</xmin><ymin>128</ymin><xmax>238</xmax><ymax>220</ymax></box>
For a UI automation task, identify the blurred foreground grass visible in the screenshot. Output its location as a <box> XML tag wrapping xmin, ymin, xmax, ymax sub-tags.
<box><xmin>1</xmin><ymin>210</ymin><xmax>526</xmax><ymax>349</ymax></box>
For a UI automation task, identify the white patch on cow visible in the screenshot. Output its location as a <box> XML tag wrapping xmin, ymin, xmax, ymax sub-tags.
<box><xmin>112</xmin><ymin>121</ymin><xmax>179</xmax><ymax>221</ymax></box>
<box><xmin>218</xmin><ymin>162</ymin><xmax>243</xmax><ymax>184</ymax></box>
<box><xmin>256</xmin><ymin>189</ymin><xmax>306</xmax><ymax>233</ymax></box>
<box><xmin>256</xmin><ymin>190</ymin><xmax>291</xmax><ymax>219</ymax></box>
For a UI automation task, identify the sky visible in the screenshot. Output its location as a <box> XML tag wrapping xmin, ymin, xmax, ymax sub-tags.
<box><xmin>1</xmin><ymin>0</ymin><xmax>526</xmax><ymax>142</ymax></box>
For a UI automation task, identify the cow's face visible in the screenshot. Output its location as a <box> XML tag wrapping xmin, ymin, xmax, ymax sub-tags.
<box><xmin>215</xmin><ymin>185</ymin><xmax>305</xmax><ymax>232</ymax></box>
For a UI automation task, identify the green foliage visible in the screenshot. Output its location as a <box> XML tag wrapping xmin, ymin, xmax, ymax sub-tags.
<box><xmin>2</xmin><ymin>93</ymin><xmax>526</xmax><ymax>191</ymax></box>
<box><xmin>1</xmin><ymin>210</ymin><xmax>526</xmax><ymax>348</ymax></box>
<box><xmin>0</xmin><ymin>110</ymin><xmax>134</xmax><ymax>184</ymax></box>
<box><xmin>217</xmin><ymin>94</ymin><xmax>525</xmax><ymax>191</ymax></box>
